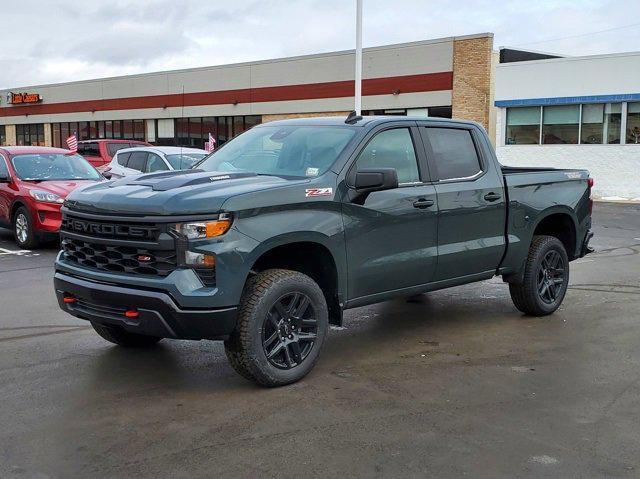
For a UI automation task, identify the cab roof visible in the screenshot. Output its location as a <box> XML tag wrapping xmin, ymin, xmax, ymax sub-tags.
<box><xmin>258</xmin><ymin>115</ymin><xmax>470</xmax><ymax>128</ymax></box>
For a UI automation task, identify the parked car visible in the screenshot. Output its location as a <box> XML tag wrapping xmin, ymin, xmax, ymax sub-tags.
<box><xmin>54</xmin><ymin>115</ymin><xmax>593</xmax><ymax>386</ymax></box>
<box><xmin>76</xmin><ymin>139</ymin><xmax>150</xmax><ymax>170</ymax></box>
<box><xmin>102</xmin><ymin>146</ymin><xmax>208</xmax><ymax>179</ymax></box>
<box><xmin>0</xmin><ymin>146</ymin><xmax>103</xmax><ymax>248</ymax></box>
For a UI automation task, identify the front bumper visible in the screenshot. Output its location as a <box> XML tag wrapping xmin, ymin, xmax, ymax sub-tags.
<box><xmin>54</xmin><ymin>272</ymin><xmax>237</xmax><ymax>340</ymax></box>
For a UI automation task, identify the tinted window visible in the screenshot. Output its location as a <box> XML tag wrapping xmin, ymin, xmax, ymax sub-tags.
<box><xmin>356</xmin><ymin>128</ymin><xmax>420</xmax><ymax>184</ymax></box>
<box><xmin>424</xmin><ymin>128</ymin><xmax>481</xmax><ymax>180</ymax></box>
<box><xmin>77</xmin><ymin>142</ymin><xmax>100</xmax><ymax>157</ymax></box>
<box><xmin>146</xmin><ymin>154</ymin><xmax>168</xmax><ymax>172</ymax></box>
<box><xmin>107</xmin><ymin>143</ymin><xmax>132</xmax><ymax>157</ymax></box>
<box><xmin>117</xmin><ymin>152</ymin><xmax>131</xmax><ymax>166</ymax></box>
<box><xmin>127</xmin><ymin>151</ymin><xmax>147</xmax><ymax>171</ymax></box>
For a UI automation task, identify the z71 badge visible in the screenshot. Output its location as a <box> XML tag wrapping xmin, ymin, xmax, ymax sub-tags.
<box><xmin>305</xmin><ymin>187</ymin><xmax>333</xmax><ymax>197</ymax></box>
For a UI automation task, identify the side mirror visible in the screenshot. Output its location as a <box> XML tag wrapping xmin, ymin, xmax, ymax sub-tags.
<box><xmin>354</xmin><ymin>168</ymin><xmax>398</xmax><ymax>192</ymax></box>
<box><xmin>0</xmin><ymin>172</ymin><xmax>10</xmax><ymax>183</ymax></box>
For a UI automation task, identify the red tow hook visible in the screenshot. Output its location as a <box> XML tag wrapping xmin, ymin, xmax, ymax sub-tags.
<box><xmin>63</xmin><ymin>294</ymin><xmax>77</xmax><ymax>304</ymax></box>
<box><xmin>124</xmin><ymin>309</ymin><xmax>139</xmax><ymax>319</ymax></box>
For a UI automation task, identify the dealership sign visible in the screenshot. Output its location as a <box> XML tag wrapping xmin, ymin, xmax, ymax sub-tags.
<box><xmin>8</xmin><ymin>92</ymin><xmax>42</xmax><ymax>104</ymax></box>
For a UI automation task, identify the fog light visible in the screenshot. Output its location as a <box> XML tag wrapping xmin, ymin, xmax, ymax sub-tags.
<box><xmin>185</xmin><ymin>251</ymin><xmax>215</xmax><ymax>267</ymax></box>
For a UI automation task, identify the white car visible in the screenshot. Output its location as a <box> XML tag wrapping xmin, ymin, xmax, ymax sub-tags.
<box><xmin>103</xmin><ymin>146</ymin><xmax>208</xmax><ymax>179</ymax></box>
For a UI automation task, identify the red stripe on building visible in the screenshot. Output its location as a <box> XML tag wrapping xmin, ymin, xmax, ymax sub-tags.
<box><xmin>0</xmin><ymin>72</ymin><xmax>452</xmax><ymax>118</ymax></box>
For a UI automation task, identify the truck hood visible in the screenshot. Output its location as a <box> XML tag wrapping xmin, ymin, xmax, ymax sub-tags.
<box><xmin>64</xmin><ymin>170</ymin><xmax>300</xmax><ymax>216</ymax></box>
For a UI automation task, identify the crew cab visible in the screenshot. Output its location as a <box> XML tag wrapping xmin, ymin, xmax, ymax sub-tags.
<box><xmin>76</xmin><ymin>139</ymin><xmax>150</xmax><ymax>170</ymax></box>
<box><xmin>54</xmin><ymin>115</ymin><xmax>593</xmax><ymax>386</ymax></box>
<box><xmin>0</xmin><ymin>146</ymin><xmax>103</xmax><ymax>248</ymax></box>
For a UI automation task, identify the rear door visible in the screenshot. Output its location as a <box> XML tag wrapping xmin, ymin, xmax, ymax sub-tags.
<box><xmin>343</xmin><ymin>124</ymin><xmax>439</xmax><ymax>301</ymax></box>
<box><xmin>419</xmin><ymin>124</ymin><xmax>506</xmax><ymax>281</ymax></box>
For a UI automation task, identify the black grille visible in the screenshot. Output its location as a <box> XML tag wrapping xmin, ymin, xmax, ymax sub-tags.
<box><xmin>62</xmin><ymin>237</ymin><xmax>177</xmax><ymax>277</ymax></box>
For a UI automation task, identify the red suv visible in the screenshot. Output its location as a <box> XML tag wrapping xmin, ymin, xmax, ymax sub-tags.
<box><xmin>0</xmin><ymin>146</ymin><xmax>102</xmax><ymax>248</ymax></box>
<box><xmin>77</xmin><ymin>139</ymin><xmax>150</xmax><ymax>170</ymax></box>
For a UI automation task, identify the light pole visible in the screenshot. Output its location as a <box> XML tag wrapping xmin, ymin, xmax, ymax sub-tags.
<box><xmin>355</xmin><ymin>0</ymin><xmax>363</xmax><ymax>115</ymax></box>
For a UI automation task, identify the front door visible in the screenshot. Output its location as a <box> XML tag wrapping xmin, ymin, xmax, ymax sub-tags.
<box><xmin>0</xmin><ymin>154</ymin><xmax>12</xmax><ymax>227</ymax></box>
<box><xmin>419</xmin><ymin>125</ymin><xmax>506</xmax><ymax>281</ymax></box>
<box><xmin>343</xmin><ymin>126</ymin><xmax>438</xmax><ymax>300</ymax></box>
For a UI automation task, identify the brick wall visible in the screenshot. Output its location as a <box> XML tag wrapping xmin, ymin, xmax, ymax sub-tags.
<box><xmin>261</xmin><ymin>111</ymin><xmax>351</xmax><ymax>123</ymax></box>
<box><xmin>452</xmin><ymin>35</ymin><xmax>493</xmax><ymax>132</ymax></box>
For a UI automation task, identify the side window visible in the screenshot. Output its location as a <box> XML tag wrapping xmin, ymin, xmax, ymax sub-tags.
<box><xmin>0</xmin><ymin>154</ymin><xmax>9</xmax><ymax>176</ymax></box>
<box><xmin>107</xmin><ymin>143</ymin><xmax>131</xmax><ymax>157</ymax></box>
<box><xmin>423</xmin><ymin>128</ymin><xmax>481</xmax><ymax>181</ymax></box>
<box><xmin>117</xmin><ymin>152</ymin><xmax>131</xmax><ymax>166</ymax></box>
<box><xmin>77</xmin><ymin>142</ymin><xmax>100</xmax><ymax>157</ymax></box>
<box><xmin>146</xmin><ymin>154</ymin><xmax>169</xmax><ymax>172</ymax></box>
<box><xmin>127</xmin><ymin>151</ymin><xmax>148</xmax><ymax>171</ymax></box>
<box><xmin>356</xmin><ymin>128</ymin><xmax>420</xmax><ymax>184</ymax></box>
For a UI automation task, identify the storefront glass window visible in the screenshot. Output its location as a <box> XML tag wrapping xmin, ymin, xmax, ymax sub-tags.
<box><xmin>542</xmin><ymin>105</ymin><xmax>579</xmax><ymax>144</ymax></box>
<box><xmin>580</xmin><ymin>104</ymin><xmax>603</xmax><ymax>144</ymax></box>
<box><xmin>113</xmin><ymin>120</ymin><xmax>121</xmax><ymax>139</ymax></box>
<box><xmin>79</xmin><ymin>122</ymin><xmax>89</xmax><ymax>140</ymax></box>
<box><xmin>133</xmin><ymin>120</ymin><xmax>145</xmax><ymax>140</ymax></box>
<box><xmin>0</xmin><ymin>125</ymin><xmax>5</xmax><ymax>146</ymax></box>
<box><xmin>188</xmin><ymin>118</ymin><xmax>201</xmax><ymax>147</ymax></box>
<box><xmin>626</xmin><ymin>102</ymin><xmax>640</xmax><ymax>144</ymax></box>
<box><xmin>52</xmin><ymin>123</ymin><xmax>61</xmax><ymax>147</ymax></box>
<box><xmin>506</xmin><ymin>107</ymin><xmax>540</xmax><ymax>145</ymax></box>
<box><xmin>604</xmin><ymin>103</ymin><xmax>622</xmax><ymax>144</ymax></box>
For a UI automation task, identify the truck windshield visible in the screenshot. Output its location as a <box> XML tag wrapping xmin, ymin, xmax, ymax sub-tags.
<box><xmin>11</xmin><ymin>154</ymin><xmax>101</xmax><ymax>181</ymax></box>
<box><xmin>195</xmin><ymin>125</ymin><xmax>356</xmax><ymax>178</ymax></box>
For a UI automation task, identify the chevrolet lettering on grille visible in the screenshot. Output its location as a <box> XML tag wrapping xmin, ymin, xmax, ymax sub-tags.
<box><xmin>63</xmin><ymin>218</ymin><xmax>156</xmax><ymax>240</ymax></box>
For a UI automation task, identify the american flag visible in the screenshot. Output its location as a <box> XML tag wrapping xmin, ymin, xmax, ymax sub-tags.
<box><xmin>66</xmin><ymin>134</ymin><xmax>78</xmax><ymax>152</ymax></box>
<box><xmin>206</xmin><ymin>132</ymin><xmax>216</xmax><ymax>153</ymax></box>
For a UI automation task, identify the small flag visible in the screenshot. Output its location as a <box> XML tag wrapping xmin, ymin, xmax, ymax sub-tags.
<box><xmin>66</xmin><ymin>134</ymin><xmax>78</xmax><ymax>152</ymax></box>
<box><xmin>206</xmin><ymin>132</ymin><xmax>216</xmax><ymax>153</ymax></box>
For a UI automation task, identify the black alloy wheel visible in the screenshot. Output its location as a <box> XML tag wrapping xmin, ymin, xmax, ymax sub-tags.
<box><xmin>262</xmin><ymin>292</ymin><xmax>318</xmax><ymax>369</ymax></box>
<box><xmin>537</xmin><ymin>250</ymin><xmax>566</xmax><ymax>304</ymax></box>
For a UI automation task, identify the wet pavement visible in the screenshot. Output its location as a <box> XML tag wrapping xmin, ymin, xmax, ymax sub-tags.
<box><xmin>0</xmin><ymin>202</ymin><xmax>639</xmax><ymax>478</ymax></box>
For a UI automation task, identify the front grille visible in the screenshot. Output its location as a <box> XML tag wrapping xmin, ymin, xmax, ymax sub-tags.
<box><xmin>62</xmin><ymin>237</ymin><xmax>177</xmax><ymax>277</ymax></box>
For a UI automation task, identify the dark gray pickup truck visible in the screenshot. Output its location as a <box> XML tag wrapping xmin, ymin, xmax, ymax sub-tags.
<box><xmin>54</xmin><ymin>115</ymin><xmax>593</xmax><ymax>386</ymax></box>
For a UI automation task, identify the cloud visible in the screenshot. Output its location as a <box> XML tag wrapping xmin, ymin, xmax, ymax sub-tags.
<box><xmin>0</xmin><ymin>0</ymin><xmax>638</xmax><ymax>88</ymax></box>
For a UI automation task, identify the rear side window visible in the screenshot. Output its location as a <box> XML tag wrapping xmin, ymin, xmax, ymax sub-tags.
<box><xmin>423</xmin><ymin>128</ymin><xmax>481</xmax><ymax>181</ymax></box>
<box><xmin>77</xmin><ymin>142</ymin><xmax>100</xmax><ymax>157</ymax></box>
<box><xmin>355</xmin><ymin>128</ymin><xmax>420</xmax><ymax>184</ymax></box>
<box><xmin>117</xmin><ymin>152</ymin><xmax>132</xmax><ymax>166</ymax></box>
<box><xmin>127</xmin><ymin>151</ymin><xmax>148</xmax><ymax>171</ymax></box>
<box><xmin>145</xmin><ymin>153</ymin><xmax>169</xmax><ymax>172</ymax></box>
<box><xmin>107</xmin><ymin>143</ymin><xmax>132</xmax><ymax>157</ymax></box>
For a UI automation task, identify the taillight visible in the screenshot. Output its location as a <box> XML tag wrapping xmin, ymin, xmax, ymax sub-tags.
<box><xmin>588</xmin><ymin>177</ymin><xmax>594</xmax><ymax>188</ymax></box>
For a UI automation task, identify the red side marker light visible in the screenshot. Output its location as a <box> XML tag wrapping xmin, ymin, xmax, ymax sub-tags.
<box><xmin>63</xmin><ymin>295</ymin><xmax>77</xmax><ymax>304</ymax></box>
<box><xmin>125</xmin><ymin>309</ymin><xmax>139</xmax><ymax>319</ymax></box>
<box><xmin>588</xmin><ymin>177</ymin><xmax>594</xmax><ymax>188</ymax></box>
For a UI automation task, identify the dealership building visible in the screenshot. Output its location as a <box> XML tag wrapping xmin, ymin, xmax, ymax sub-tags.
<box><xmin>494</xmin><ymin>50</ymin><xmax>640</xmax><ymax>201</ymax></box>
<box><xmin>0</xmin><ymin>33</ymin><xmax>494</xmax><ymax>150</ymax></box>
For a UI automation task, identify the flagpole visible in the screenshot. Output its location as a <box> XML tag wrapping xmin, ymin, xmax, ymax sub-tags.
<box><xmin>355</xmin><ymin>0</ymin><xmax>363</xmax><ymax>115</ymax></box>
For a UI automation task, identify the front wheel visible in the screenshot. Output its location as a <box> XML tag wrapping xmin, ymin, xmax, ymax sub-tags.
<box><xmin>13</xmin><ymin>206</ymin><xmax>40</xmax><ymax>249</ymax></box>
<box><xmin>509</xmin><ymin>235</ymin><xmax>570</xmax><ymax>316</ymax></box>
<box><xmin>225</xmin><ymin>269</ymin><xmax>329</xmax><ymax>387</ymax></box>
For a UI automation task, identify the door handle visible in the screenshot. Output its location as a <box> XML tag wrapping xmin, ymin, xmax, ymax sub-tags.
<box><xmin>484</xmin><ymin>192</ymin><xmax>502</xmax><ymax>202</ymax></box>
<box><xmin>413</xmin><ymin>198</ymin><xmax>434</xmax><ymax>209</ymax></box>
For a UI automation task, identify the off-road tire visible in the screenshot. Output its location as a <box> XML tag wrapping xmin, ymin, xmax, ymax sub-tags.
<box><xmin>509</xmin><ymin>235</ymin><xmax>569</xmax><ymax>316</ymax></box>
<box><xmin>91</xmin><ymin>322</ymin><xmax>163</xmax><ymax>347</ymax></box>
<box><xmin>13</xmin><ymin>206</ymin><xmax>39</xmax><ymax>249</ymax></box>
<box><xmin>224</xmin><ymin>269</ymin><xmax>329</xmax><ymax>387</ymax></box>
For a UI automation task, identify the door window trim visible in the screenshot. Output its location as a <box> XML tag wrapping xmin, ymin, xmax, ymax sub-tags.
<box><xmin>346</xmin><ymin>124</ymin><xmax>431</xmax><ymax>188</ymax></box>
<box><xmin>418</xmin><ymin>124</ymin><xmax>487</xmax><ymax>184</ymax></box>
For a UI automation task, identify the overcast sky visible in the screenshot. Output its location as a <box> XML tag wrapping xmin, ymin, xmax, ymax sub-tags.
<box><xmin>1</xmin><ymin>0</ymin><xmax>638</xmax><ymax>88</ymax></box>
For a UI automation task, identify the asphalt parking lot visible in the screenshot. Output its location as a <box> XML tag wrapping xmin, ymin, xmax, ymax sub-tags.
<box><xmin>0</xmin><ymin>202</ymin><xmax>639</xmax><ymax>478</ymax></box>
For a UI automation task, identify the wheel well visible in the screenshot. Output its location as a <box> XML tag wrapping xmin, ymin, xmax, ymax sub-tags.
<box><xmin>533</xmin><ymin>213</ymin><xmax>576</xmax><ymax>259</ymax></box>
<box><xmin>10</xmin><ymin>201</ymin><xmax>26</xmax><ymax>221</ymax></box>
<box><xmin>251</xmin><ymin>242</ymin><xmax>342</xmax><ymax>325</ymax></box>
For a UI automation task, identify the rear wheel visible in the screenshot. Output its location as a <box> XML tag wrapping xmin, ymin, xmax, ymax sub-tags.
<box><xmin>224</xmin><ymin>269</ymin><xmax>328</xmax><ymax>387</ymax></box>
<box><xmin>509</xmin><ymin>235</ymin><xmax>569</xmax><ymax>316</ymax></box>
<box><xmin>91</xmin><ymin>322</ymin><xmax>163</xmax><ymax>347</ymax></box>
<box><xmin>13</xmin><ymin>206</ymin><xmax>39</xmax><ymax>249</ymax></box>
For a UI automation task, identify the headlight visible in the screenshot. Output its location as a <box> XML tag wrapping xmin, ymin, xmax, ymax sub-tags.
<box><xmin>29</xmin><ymin>190</ymin><xmax>64</xmax><ymax>204</ymax></box>
<box><xmin>172</xmin><ymin>213</ymin><xmax>232</xmax><ymax>239</ymax></box>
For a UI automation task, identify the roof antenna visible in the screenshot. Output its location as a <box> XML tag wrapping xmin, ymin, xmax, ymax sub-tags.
<box><xmin>345</xmin><ymin>110</ymin><xmax>362</xmax><ymax>124</ymax></box>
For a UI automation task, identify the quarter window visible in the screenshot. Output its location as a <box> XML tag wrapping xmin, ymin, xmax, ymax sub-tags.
<box><xmin>146</xmin><ymin>154</ymin><xmax>168</xmax><ymax>172</ymax></box>
<box><xmin>356</xmin><ymin>128</ymin><xmax>420</xmax><ymax>184</ymax></box>
<box><xmin>127</xmin><ymin>151</ymin><xmax>147</xmax><ymax>171</ymax></box>
<box><xmin>117</xmin><ymin>152</ymin><xmax>131</xmax><ymax>166</ymax></box>
<box><xmin>424</xmin><ymin>128</ymin><xmax>481</xmax><ymax>181</ymax></box>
